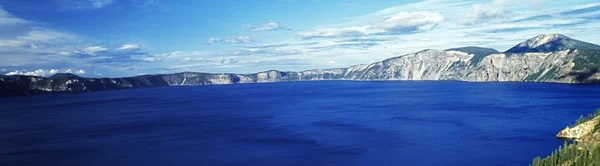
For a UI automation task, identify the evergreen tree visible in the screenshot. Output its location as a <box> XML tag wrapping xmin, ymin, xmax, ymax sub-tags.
<box><xmin>531</xmin><ymin>109</ymin><xmax>600</xmax><ymax>166</ymax></box>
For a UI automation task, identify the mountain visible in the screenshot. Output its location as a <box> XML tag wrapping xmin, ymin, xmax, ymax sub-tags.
<box><xmin>505</xmin><ymin>33</ymin><xmax>600</xmax><ymax>53</ymax></box>
<box><xmin>48</xmin><ymin>73</ymin><xmax>83</xmax><ymax>79</ymax></box>
<box><xmin>2</xmin><ymin>34</ymin><xmax>600</xmax><ymax>97</ymax></box>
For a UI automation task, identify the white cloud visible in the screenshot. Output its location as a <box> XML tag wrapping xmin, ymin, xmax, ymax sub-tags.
<box><xmin>462</xmin><ymin>4</ymin><xmax>507</xmax><ymax>24</ymax></box>
<box><xmin>153</xmin><ymin>51</ymin><xmax>212</xmax><ymax>62</ymax></box>
<box><xmin>462</xmin><ymin>0</ymin><xmax>548</xmax><ymax>24</ymax></box>
<box><xmin>381</xmin><ymin>11</ymin><xmax>444</xmax><ymax>31</ymax></box>
<box><xmin>55</xmin><ymin>0</ymin><xmax>114</xmax><ymax>9</ymax></box>
<box><xmin>58</xmin><ymin>51</ymin><xmax>72</xmax><ymax>56</ymax></box>
<box><xmin>0</xmin><ymin>8</ymin><xmax>76</xmax><ymax>49</ymax></box>
<box><xmin>298</xmin><ymin>11</ymin><xmax>444</xmax><ymax>39</ymax></box>
<box><xmin>144</xmin><ymin>57</ymin><xmax>160</xmax><ymax>62</ymax></box>
<box><xmin>19</xmin><ymin>29</ymin><xmax>76</xmax><ymax>43</ymax></box>
<box><xmin>298</xmin><ymin>25</ymin><xmax>375</xmax><ymax>39</ymax></box>
<box><xmin>65</xmin><ymin>69</ymin><xmax>73</xmax><ymax>73</ymax></box>
<box><xmin>571</xmin><ymin>3</ymin><xmax>600</xmax><ymax>10</ymax></box>
<box><xmin>76</xmin><ymin>69</ymin><xmax>86</xmax><ymax>74</ymax></box>
<box><xmin>117</xmin><ymin>44</ymin><xmax>141</xmax><ymax>51</ymax></box>
<box><xmin>82</xmin><ymin>46</ymin><xmax>108</xmax><ymax>55</ymax></box>
<box><xmin>207</xmin><ymin>36</ymin><xmax>253</xmax><ymax>44</ymax></box>
<box><xmin>493</xmin><ymin>0</ymin><xmax>545</xmax><ymax>7</ymax></box>
<box><xmin>5</xmin><ymin>69</ymin><xmax>59</xmax><ymax>77</ymax></box>
<box><xmin>0</xmin><ymin>8</ymin><xmax>29</xmax><ymax>26</ymax></box>
<box><xmin>155</xmin><ymin>51</ymin><xmax>206</xmax><ymax>58</ymax></box>
<box><xmin>250</xmin><ymin>21</ymin><xmax>291</xmax><ymax>31</ymax></box>
<box><xmin>92</xmin><ymin>0</ymin><xmax>113</xmax><ymax>8</ymax></box>
<box><xmin>192</xmin><ymin>0</ymin><xmax>599</xmax><ymax>74</ymax></box>
<box><xmin>0</xmin><ymin>29</ymin><xmax>77</xmax><ymax>47</ymax></box>
<box><xmin>165</xmin><ymin>51</ymin><xmax>184</xmax><ymax>57</ymax></box>
<box><xmin>49</xmin><ymin>69</ymin><xmax>59</xmax><ymax>75</ymax></box>
<box><xmin>30</xmin><ymin>44</ymin><xmax>47</xmax><ymax>49</ymax></box>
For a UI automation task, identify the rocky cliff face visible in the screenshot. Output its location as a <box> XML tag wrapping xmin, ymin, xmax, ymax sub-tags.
<box><xmin>2</xmin><ymin>34</ymin><xmax>600</xmax><ymax>97</ymax></box>
<box><xmin>556</xmin><ymin>116</ymin><xmax>600</xmax><ymax>139</ymax></box>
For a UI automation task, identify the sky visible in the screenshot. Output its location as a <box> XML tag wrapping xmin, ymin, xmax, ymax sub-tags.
<box><xmin>0</xmin><ymin>0</ymin><xmax>599</xmax><ymax>77</ymax></box>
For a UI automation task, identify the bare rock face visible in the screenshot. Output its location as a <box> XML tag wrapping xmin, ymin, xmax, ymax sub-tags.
<box><xmin>1</xmin><ymin>34</ymin><xmax>600</xmax><ymax>97</ymax></box>
<box><xmin>506</xmin><ymin>34</ymin><xmax>600</xmax><ymax>53</ymax></box>
<box><xmin>556</xmin><ymin>117</ymin><xmax>599</xmax><ymax>139</ymax></box>
<box><xmin>459</xmin><ymin>50</ymin><xmax>576</xmax><ymax>82</ymax></box>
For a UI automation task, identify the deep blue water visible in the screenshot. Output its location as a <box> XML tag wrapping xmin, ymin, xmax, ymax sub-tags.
<box><xmin>1</xmin><ymin>81</ymin><xmax>600</xmax><ymax>166</ymax></box>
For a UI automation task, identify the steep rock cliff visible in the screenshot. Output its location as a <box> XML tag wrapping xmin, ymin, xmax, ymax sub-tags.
<box><xmin>2</xmin><ymin>34</ymin><xmax>599</xmax><ymax>97</ymax></box>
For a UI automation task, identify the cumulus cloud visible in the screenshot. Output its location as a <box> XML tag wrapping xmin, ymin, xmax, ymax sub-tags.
<box><xmin>207</xmin><ymin>36</ymin><xmax>253</xmax><ymax>44</ymax></box>
<box><xmin>298</xmin><ymin>11</ymin><xmax>444</xmax><ymax>39</ymax></box>
<box><xmin>117</xmin><ymin>44</ymin><xmax>141</xmax><ymax>51</ymax></box>
<box><xmin>76</xmin><ymin>69</ymin><xmax>86</xmax><ymax>74</ymax></box>
<box><xmin>5</xmin><ymin>69</ymin><xmax>59</xmax><ymax>76</ymax></box>
<box><xmin>249</xmin><ymin>21</ymin><xmax>292</xmax><ymax>31</ymax></box>
<box><xmin>82</xmin><ymin>46</ymin><xmax>108</xmax><ymax>55</ymax></box>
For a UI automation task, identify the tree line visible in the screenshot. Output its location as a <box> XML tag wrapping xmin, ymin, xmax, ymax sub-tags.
<box><xmin>531</xmin><ymin>109</ymin><xmax>600</xmax><ymax>166</ymax></box>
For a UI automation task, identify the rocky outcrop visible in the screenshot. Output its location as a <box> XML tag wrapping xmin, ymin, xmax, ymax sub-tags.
<box><xmin>556</xmin><ymin>117</ymin><xmax>600</xmax><ymax>139</ymax></box>
<box><xmin>2</xmin><ymin>34</ymin><xmax>600</xmax><ymax>97</ymax></box>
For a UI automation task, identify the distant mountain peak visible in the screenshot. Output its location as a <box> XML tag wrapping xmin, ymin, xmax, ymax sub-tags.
<box><xmin>505</xmin><ymin>33</ymin><xmax>600</xmax><ymax>53</ymax></box>
<box><xmin>521</xmin><ymin>33</ymin><xmax>568</xmax><ymax>48</ymax></box>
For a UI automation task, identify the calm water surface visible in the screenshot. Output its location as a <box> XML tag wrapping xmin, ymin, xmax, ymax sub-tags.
<box><xmin>1</xmin><ymin>81</ymin><xmax>600</xmax><ymax>166</ymax></box>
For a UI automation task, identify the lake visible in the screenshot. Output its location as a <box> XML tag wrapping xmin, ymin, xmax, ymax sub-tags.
<box><xmin>1</xmin><ymin>81</ymin><xmax>600</xmax><ymax>166</ymax></box>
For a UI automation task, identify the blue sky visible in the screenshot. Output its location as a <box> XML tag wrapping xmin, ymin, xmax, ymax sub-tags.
<box><xmin>1</xmin><ymin>0</ymin><xmax>599</xmax><ymax>77</ymax></box>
